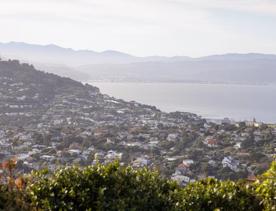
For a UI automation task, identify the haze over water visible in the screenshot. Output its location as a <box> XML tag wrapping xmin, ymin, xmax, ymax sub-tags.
<box><xmin>92</xmin><ymin>82</ymin><xmax>276</xmax><ymax>123</ymax></box>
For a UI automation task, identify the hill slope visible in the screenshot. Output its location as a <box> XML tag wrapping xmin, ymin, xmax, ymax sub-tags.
<box><xmin>0</xmin><ymin>59</ymin><xmax>165</xmax><ymax>128</ymax></box>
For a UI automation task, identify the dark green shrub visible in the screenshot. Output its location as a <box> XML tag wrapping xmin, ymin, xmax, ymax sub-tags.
<box><xmin>1</xmin><ymin>160</ymin><xmax>275</xmax><ymax>210</ymax></box>
<box><xmin>174</xmin><ymin>178</ymin><xmax>263</xmax><ymax>211</ymax></box>
<box><xmin>0</xmin><ymin>185</ymin><xmax>9</xmax><ymax>210</ymax></box>
<box><xmin>254</xmin><ymin>161</ymin><xmax>276</xmax><ymax>211</ymax></box>
<box><xmin>0</xmin><ymin>185</ymin><xmax>28</xmax><ymax>211</ymax></box>
<box><xmin>26</xmin><ymin>162</ymin><xmax>179</xmax><ymax>210</ymax></box>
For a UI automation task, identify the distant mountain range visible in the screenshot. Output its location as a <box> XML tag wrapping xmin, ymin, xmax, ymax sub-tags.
<box><xmin>1</xmin><ymin>42</ymin><xmax>276</xmax><ymax>84</ymax></box>
<box><xmin>0</xmin><ymin>42</ymin><xmax>190</xmax><ymax>66</ymax></box>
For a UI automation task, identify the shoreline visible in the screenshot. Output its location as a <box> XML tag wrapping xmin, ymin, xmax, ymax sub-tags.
<box><xmin>87</xmin><ymin>80</ymin><xmax>275</xmax><ymax>86</ymax></box>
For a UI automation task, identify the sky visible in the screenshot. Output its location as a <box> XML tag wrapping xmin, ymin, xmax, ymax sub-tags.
<box><xmin>0</xmin><ymin>0</ymin><xmax>276</xmax><ymax>57</ymax></box>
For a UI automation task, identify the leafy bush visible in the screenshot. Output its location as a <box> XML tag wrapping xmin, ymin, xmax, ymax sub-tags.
<box><xmin>0</xmin><ymin>185</ymin><xmax>27</xmax><ymax>211</ymax></box>
<box><xmin>255</xmin><ymin>179</ymin><xmax>276</xmax><ymax>211</ymax></box>
<box><xmin>0</xmin><ymin>185</ymin><xmax>10</xmax><ymax>210</ymax></box>
<box><xmin>254</xmin><ymin>161</ymin><xmax>276</xmax><ymax>211</ymax></box>
<box><xmin>0</xmin><ymin>159</ymin><xmax>30</xmax><ymax>211</ymax></box>
<box><xmin>174</xmin><ymin>178</ymin><xmax>262</xmax><ymax>211</ymax></box>
<box><xmin>0</xmin><ymin>159</ymin><xmax>275</xmax><ymax>210</ymax></box>
<box><xmin>26</xmin><ymin>162</ymin><xmax>179</xmax><ymax>210</ymax></box>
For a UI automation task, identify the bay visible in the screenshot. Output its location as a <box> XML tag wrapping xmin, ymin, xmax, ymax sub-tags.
<box><xmin>91</xmin><ymin>82</ymin><xmax>276</xmax><ymax>123</ymax></box>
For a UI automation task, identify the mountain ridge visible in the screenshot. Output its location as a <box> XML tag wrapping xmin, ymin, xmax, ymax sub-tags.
<box><xmin>2</xmin><ymin>41</ymin><xmax>276</xmax><ymax>62</ymax></box>
<box><xmin>1</xmin><ymin>42</ymin><xmax>276</xmax><ymax>84</ymax></box>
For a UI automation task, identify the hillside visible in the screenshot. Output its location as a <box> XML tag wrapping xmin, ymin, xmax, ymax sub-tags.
<box><xmin>0</xmin><ymin>59</ymin><xmax>275</xmax><ymax>183</ymax></box>
<box><xmin>0</xmin><ymin>59</ymin><xmax>162</xmax><ymax>128</ymax></box>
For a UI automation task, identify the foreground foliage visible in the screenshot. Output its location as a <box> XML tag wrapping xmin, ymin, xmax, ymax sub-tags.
<box><xmin>26</xmin><ymin>163</ymin><xmax>178</xmax><ymax>210</ymax></box>
<box><xmin>0</xmin><ymin>160</ymin><xmax>275</xmax><ymax>210</ymax></box>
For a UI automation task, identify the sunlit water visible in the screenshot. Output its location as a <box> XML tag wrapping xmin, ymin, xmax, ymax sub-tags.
<box><xmin>90</xmin><ymin>82</ymin><xmax>276</xmax><ymax>123</ymax></box>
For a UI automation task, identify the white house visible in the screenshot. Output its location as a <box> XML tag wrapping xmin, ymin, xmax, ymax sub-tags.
<box><xmin>167</xmin><ymin>133</ymin><xmax>178</xmax><ymax>142</ymax></box>
<box><xmin>222</xmin><ymin>156</ymin><xmax>239</xmax><ymax>172</ymax></box>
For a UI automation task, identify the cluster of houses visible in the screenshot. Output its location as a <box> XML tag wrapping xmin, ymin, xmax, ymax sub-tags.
<box><xmin>0</xmin><ymin>115</ymin><xmax>275</xmax><ymax>184</ymax></box>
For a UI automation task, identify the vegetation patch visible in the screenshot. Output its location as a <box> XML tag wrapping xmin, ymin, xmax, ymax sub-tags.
<box><xmin>0</xmin><ymin>160</ymin><xmax>275</xmax><ymax>210</ymax></box>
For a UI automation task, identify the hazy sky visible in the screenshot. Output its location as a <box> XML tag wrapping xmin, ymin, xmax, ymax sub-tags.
<box><xmin>1</xmin><ymin>0</ymin><xmax>276</xmax><ymax>57</ymax></box>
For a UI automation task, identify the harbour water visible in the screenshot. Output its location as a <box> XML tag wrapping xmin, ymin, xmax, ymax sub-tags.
<box><xmin>91</xmin><ymin>82</ymin><xmax>276</xmax><ymax>123</ymax></box>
